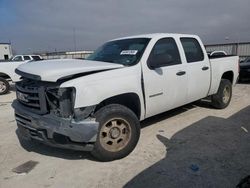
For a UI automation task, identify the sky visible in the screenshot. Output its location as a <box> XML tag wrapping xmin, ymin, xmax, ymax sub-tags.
<box><xmin>0</xmin><ymin>0</ymin><xmax>249</xmax><ymax>54</ymax></box>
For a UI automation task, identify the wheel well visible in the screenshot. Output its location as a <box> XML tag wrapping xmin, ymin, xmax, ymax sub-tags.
<box><xmin>95</xmin><ymin>93</ymin><xmax>141</xmax><ymax>119</ymax></box>
<box><xmin>221</xmin><ymin>71</ymin><xmax>234</xmax><ymax>83</ymax></box>
<box><xmin>0</xmin><ymin>72</ymin><xmax>11</xmax><ymax>80</ymax></box>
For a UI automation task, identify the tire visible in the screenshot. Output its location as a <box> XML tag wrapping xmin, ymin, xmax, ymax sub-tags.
<box><xmin>0</xmin><ymin>77</ymin><xmax>10</xmax><ymax>95</ymax></box>
<box><xmin>91</xmin><ymin>104</ymin><xmax>140</xmax><ymax>161</ymax></box>
<box><xmin>211</xmin><ymin>79</ymin><xmax>232</xmax><ymax>109</ymax></box>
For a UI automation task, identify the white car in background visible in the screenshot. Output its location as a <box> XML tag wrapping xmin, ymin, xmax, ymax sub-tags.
<box><xmin>207</xmin><ymin>50</ymin><xmax>227</xmax><ymax>57</ymax></box>
<box><xmin>10</xmin><ymin>55</ymin><xmax>43</xmax><ymax>62</ymax></box>
<box><xmin>0</xmin><ymin>55</ymin><xmax>43</xmax><ymax>95</ymax></box>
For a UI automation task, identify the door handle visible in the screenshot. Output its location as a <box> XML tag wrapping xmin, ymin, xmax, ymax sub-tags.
<box><xmin>176</xmin><ymin>71</ymin><xmax>186</xmax><ymax>76</ymax></box>
<box><xmin>202</xmin><ymin>66</ymin><xmax>209</xmax><ymax>71</ymax></box>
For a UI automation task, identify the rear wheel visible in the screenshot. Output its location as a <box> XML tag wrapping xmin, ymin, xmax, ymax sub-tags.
<box><xmin>0</xmin><ymin>78</ymin><xmax>10</xmax><ymax>95</ymax></box>
<box><xmin>91</xmin><ymin>104</ymin><xmax>140</xmax><ymax>161</ymax></box>
<box><xmin>211</xmin><ymin>79</ymin><xmax>232</xmax><ymax>109</ymax></box>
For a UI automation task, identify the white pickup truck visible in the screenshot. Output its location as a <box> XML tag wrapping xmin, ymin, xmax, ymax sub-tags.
<box><xmin>0</xmin><ymin>55</ymin><xmax>43</xmax><ymax>94</ymax></box>
<box><xmin>12</xmin><ymin>33</ymin><xmax>239</xmax><ymax>161</ymax></box>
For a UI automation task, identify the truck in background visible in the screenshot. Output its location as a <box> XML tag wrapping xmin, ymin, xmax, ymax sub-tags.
<box><xmin>0</xmin><ymin>55</ymin><xmax>43</xmax><ymax>95</ymax></box>
<box><xmin>10</xmin><ymin>55</ymin><xmax>43</xmax><ymax>61</ymax></box>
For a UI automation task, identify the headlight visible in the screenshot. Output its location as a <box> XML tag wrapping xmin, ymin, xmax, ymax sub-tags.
<box><xmin>46</xmin><ymin>87</ymin><xmax>75</xmax><ymax>118</ymax></box>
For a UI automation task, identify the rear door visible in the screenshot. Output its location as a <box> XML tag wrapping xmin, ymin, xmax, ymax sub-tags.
<box><xmin>142</xmin><ymin>37</ymin><xmax>188</xmax><ymax>118</ymax></box>
<box><xmin>180</xmin><ymin>37</ymin><xmax>210</xmax><ymax>103</ymax></box>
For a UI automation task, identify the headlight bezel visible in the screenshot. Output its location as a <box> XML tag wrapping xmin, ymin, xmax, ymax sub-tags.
<box><xmin>45</xmin><ymin>87</ymin><xmax>76</xmax><ymax>118</ymax></box>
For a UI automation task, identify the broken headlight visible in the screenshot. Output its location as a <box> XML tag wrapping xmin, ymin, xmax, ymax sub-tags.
<box><xmin>46</xmin><ymin>87</ymin><xmax>75</xmax><ymax>118</ymax></box>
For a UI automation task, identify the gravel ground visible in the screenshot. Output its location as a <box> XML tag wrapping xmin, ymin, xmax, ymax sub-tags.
<box><xmin>0</xmin><ymin>83</ymin><xmax>250</xmax><ymax>188</ymax></box>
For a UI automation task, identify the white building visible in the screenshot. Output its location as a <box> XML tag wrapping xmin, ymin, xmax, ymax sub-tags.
<box><xmin>41</xmin><ymin>50</ymin><xmax>93</xmax><ymax>59</ymax></box>
<box><xmin>0</xmin><ymin>43</ymin><xmax>12</xmax><ymax>60</ymax></box>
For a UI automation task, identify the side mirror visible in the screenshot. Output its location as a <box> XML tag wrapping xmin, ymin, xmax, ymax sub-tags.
<box><xmin>148</xmin><ymin>54</ymin><xmax>174</xmax><ymax>69</ymax></box>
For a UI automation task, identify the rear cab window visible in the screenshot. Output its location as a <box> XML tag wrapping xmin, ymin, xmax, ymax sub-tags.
<box><xmin>180</xmin><ymin>38</ymin><xmax>204</xmax><ymax>63</ymax></box>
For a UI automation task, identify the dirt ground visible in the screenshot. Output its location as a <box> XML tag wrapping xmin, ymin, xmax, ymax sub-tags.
<box><xmin>0</xmin><ymin>83</ymin><xmax>250</xmax><ymax>188</ymax></box>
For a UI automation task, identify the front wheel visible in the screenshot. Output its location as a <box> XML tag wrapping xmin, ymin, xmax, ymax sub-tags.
<box><xmin>91</xmin><ymin>104</ymin><xmax>140</xmax><ymax>161</ymax></box>
<box><xmin>211</xmin><ymin>79</ymin><xmax>232</xmax><ymax>109</ymax></box>
<box><xmin>0</xmin><ymin>78</ymin><xmax>10</xmax><ymax>95</ymax></box>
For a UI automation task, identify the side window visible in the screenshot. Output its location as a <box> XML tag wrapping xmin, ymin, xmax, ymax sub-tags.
<box><xmin>24</xmin><ymin>56</ymin><xmax>31</xmax><ymax>60</ymax></box>
<box><xmin>180</xmin><ymin>38</ymin><xmax>204</xmax><ymax>63</ymax></box>
<box><xmin>13</xmin><ymin>56</ymin><xmax>22</xmax><ymax>61</ymax></box>
<box><xmin>148</xmin><ymin>38</ymin><xmax>181</xmax><ymax>68</ymax></box>
<box><xmin>32</xmin><ymin>56</ymin><xmax>41</xmax><ymax>61</ymax></box>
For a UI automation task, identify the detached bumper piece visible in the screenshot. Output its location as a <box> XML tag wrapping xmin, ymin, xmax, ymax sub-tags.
<box><xmin>12</xmin><ymin>100</ymin><xmax>99</xmax><ymax>151</ymax></box>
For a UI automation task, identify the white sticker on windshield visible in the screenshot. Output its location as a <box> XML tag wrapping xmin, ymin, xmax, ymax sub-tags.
<box><xmin>120</xmin><ymin>50</ymin><xmax>138</xmax><ymax>55</ymax></box>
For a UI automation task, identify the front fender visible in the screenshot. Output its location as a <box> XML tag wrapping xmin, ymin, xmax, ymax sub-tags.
<box><xmin>60</xmin><ymin>65</ymin><xmax>144</xmax><ymax>118</ymax></box>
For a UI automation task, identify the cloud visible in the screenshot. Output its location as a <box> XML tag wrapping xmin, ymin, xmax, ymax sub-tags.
<box><xmin>0</xmin><ymin>0</ymin><xmax>249</xmax><ymax>53</ymax></box>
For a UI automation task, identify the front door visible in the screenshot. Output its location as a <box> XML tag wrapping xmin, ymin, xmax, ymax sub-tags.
<box><xmin>142</xmin><ymin>37</ymin><xmax>188</xmax><ymax>118</ymax></box>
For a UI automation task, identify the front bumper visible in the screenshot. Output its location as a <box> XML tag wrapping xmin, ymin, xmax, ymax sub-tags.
<box><xmin>12</xmin><ymin>100</ymin><xmax>99</xmax><ymax>151</ymax></box>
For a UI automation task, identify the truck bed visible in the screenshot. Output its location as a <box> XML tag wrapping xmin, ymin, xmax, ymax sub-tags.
<box><xmin>208</xmin><ymin>56</ymin><xmax>239</xmax><ymax>95</ymax></box>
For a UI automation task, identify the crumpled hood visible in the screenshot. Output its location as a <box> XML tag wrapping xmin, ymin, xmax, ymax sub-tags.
<box><xmin>16</xmin><ymin>59</ymin><xmax>124</xmax><ymax>82</ymax></box>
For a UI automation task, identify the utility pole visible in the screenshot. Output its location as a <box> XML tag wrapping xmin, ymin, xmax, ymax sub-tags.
<box><xmin>73</xmin><ymin>28</ymin><xmax>77</xmax><ymax>52</ymax></box>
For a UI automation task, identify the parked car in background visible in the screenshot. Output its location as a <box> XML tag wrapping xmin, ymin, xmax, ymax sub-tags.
<box><xmin>207</xmin><ymin>51</ymin><xmax>227</xmax><ymax>58</ymax></box>
<box><xmin>10</xmin><ymin>55</ymin><xmax>43</xmax><ymax>61</ymax></box>
<box><xmin>13</xmin><ymin>33</ymin><xmax>239</xmax><ymax>161</ymax></box>
<box><xmin>0</xmin><ymin>55</ymin><xmax>43</xmax><ymax>95</ymax></box>
<box><xmin>239</xmin><ymin>57</ymin><xmax>250</xmax><ymax>81</ymax></box>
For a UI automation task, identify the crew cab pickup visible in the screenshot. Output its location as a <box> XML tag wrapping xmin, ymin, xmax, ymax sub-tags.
<box><xmin>12</xmin><ymin>33</ymin><xmax>239</xmax><ymax>161</ymax></box>
<box><xmin>0</xmin><ymin>55</ymin><xmax>43</xmax><ymax>95</ymax></box>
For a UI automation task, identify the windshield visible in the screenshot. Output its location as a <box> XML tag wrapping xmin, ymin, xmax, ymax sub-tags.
<box><xmin>87</xmin><ymin>38</ymin><xmax>150</xmax><ymax>66</ymax></box>
<box><xmin>11</xmin><ymin>56</ymin><xmax>23</xmax><ymax>61</ymax></box>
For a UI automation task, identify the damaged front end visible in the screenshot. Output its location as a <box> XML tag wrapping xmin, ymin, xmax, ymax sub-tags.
<box><xmin>13</xmin><ymin>78</ymin><xmax>99</xmax><ymax>151</ymax></box>
<box><xmin>46</xmin><ymin>87</ymin><xmax>76</xmax><ymax>118</ymax></box>
<box><xmin>46</xmin><ymin>87</ymin><xmax>97</xmax><ymax>121</ymax></box>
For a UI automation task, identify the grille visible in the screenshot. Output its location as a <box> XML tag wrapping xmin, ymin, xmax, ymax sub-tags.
<box><xmin>16</xmin><ymin>80</ymin><xmax>48</xmax><ymax>114</ymax></box>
